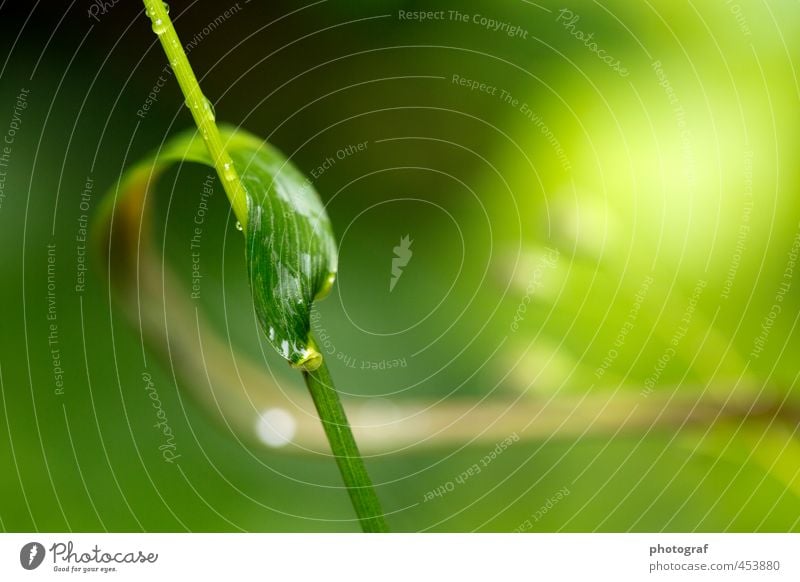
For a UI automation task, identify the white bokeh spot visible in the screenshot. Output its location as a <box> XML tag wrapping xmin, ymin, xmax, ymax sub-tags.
<box><xmin>255</xmin><ymin>408</ymin><xmax>296</xmax><ymax>448</ymax></box>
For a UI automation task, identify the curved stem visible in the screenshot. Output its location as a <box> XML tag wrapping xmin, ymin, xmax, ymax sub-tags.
<box><xmin>141</xmin><ymin>0</ymin><xmax>249</xmax><ymax>226</ymax></box>
<box><xmin>303</xmin><ymin>348</ymin><xmax>389</xmax><ymax>532</ymax></box>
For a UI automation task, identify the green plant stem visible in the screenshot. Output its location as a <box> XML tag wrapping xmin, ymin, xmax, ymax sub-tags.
<box><xmin>303</xmin><ymin>348</ymin><xmax>389</xmax><ymax>532</ymax></box>
<box><xmin>141</xmin><ymin>0</ymin><xmax>387</xmax><ymax>532</ymax></box>
<box><xmin>142</xmin><ymin>0</ymin><xmax>249</xmax><ymax>226</ymax></box>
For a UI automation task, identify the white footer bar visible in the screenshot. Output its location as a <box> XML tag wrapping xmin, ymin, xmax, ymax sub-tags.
<box><xmin>1</xmin><ymin>533</ymin><xmax>797</xmax><ymax>581</ymax></box>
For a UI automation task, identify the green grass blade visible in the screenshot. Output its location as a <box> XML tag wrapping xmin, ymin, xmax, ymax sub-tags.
<box><xmin>142</xmin><ymin>0</ymin><xmax>248</xmax><ymax>224</ymax></box>
<box><xmin>303</xmin><ymin>349</ymin><xmax>389</xmax><ymax>533</ymax></box>
<box><xmin>135</xmin><ymin>0</ymin><xmax>388</xmax><ymax>532</ymax></box>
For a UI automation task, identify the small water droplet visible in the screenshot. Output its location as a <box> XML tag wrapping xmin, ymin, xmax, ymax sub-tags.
<box><xmin>315</xmin><ymin>272</ymin><xmax>337</xmax><ymax>300</ymax></box>
<box><xmin>151</xmin><ymin>18</ymin><xmax>166</xmax><ymax>34</ymax></box>
<box><xmin>235</xmin><ymin>220</ymin><xmax>243</xmax><ymax>231</ymax></box>
<box><xmin>293</xmin><ymin>347</ymin><xmax>322</xmax><ymax>372</ymax></box>
<box><xmin>184</xmin><ymin>96</ymin><xmax>214</xmax><ymax>121</ymax></box>
<box><xmin>162</xmin><ymin>2</ymin><xmax>170</xmax><ymax>14</ymax></box>
<box><xmin>222</xmin><ymin>161</ymin><xmax>236</xmax><ymax>182</ymax></box>
<box><xmin>203</xmin><ymin>98</ymin><xmax>215</xmax><ymax>121</ymax></box>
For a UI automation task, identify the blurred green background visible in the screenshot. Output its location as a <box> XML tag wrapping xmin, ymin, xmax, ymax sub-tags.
<box><xmin>1</xmin><ymin>0</ymin><xmax>799</xmax><ymax>532</ymax></box>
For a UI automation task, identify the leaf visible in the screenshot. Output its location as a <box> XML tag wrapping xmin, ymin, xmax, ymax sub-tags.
<box><xmin>229</xmin><ymin>129</ymin><xmax>338</xmax><ymax>371</ymax></box>
<box><xmin>100</xmin><ymin>124</ymin><xmax>337</xmax><ymax>370</ymax></box>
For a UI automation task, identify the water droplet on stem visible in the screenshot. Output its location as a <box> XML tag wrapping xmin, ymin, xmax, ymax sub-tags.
<box><xmin>293</xmin><ymin>347</ymin><xmax>323</xmax><ymax>372</ymax></box>
<box><xmin>203</xmin><ymin>98</ymin><xmax>215</xmax><ymax>121</ymax></box>
<box><xmin>222</xmin><ymin>161</ymin><xmax>236</xmax><ymax>182</ymax></box>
